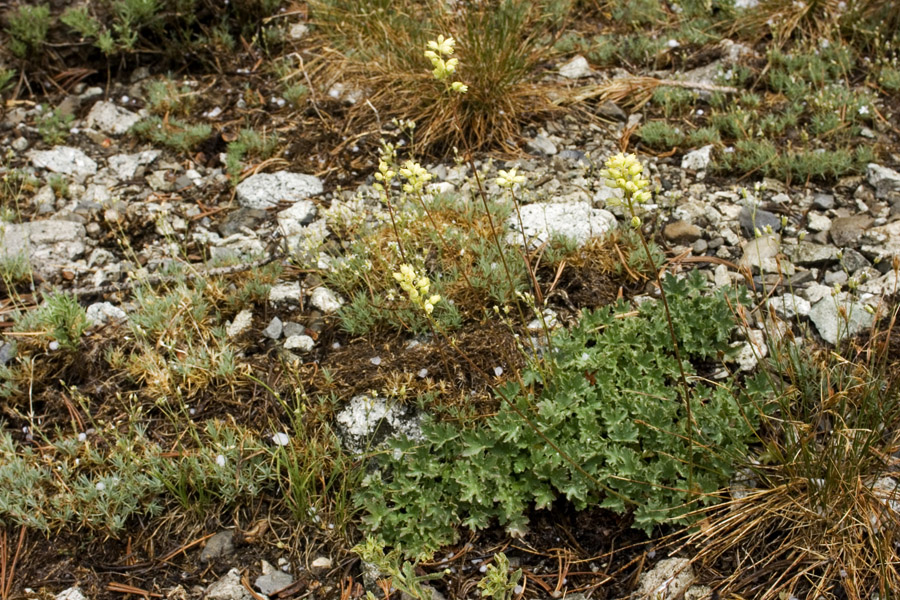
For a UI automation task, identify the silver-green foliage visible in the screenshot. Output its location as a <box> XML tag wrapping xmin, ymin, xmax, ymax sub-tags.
<box><xmin>357</xmin><ymin>271</ymin><xmax>770</xmax><ymax>556</ymax></box>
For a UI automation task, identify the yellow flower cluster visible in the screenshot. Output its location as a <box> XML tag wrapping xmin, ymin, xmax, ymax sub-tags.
<box><xmin>393</xmin><ymin>264</ymin><xmax>441</xmax><ymax>315</ymax></box>
<box><xmin>496</xmin><ymin>168</ymin><xmax>525</xmax><ymax>189</ymax></box>
<box><xmin>398</xmin><ymin>160</ymin><xmax>432</xmax><ymax>194</ymax></box>
<box><xmin>424</xmin><ymin>35</ymin><xmax>468</xmax><ymax>93</ymax></box>
<box><xmin>599</xmin><ymin>153</ymin><xmax>652</xmax><ymax>205</ymax></box>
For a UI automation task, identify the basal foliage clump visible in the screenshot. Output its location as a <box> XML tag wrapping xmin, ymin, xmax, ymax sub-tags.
<box><xmin>357</xmin><ymin>271</ymin><xmax>770</xmax><ymax>556</ymax></box>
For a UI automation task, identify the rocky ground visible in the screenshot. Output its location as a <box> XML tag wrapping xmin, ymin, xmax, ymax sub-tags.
<box><xmin>2</xmin><ymin>24</ymin><xmax>900</xmax><ymax>600</ymax></box>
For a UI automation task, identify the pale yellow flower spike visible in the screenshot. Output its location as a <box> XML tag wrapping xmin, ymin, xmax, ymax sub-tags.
<box><xmin>393</xmin><ymin>264</ymin><xmax>441</xmax><ymax>315</ymax></box>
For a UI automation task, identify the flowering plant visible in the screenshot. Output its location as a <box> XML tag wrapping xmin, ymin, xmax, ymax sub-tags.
<box><xmin>393</xmin><ymin>264</ymin><xmax>441</xmax><ymax>315</ymax></box>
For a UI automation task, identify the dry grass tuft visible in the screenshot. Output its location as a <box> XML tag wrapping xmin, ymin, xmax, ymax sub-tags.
<box><xmin>307</xmin><ymin>0</ymin><xmax>564</xmax><ymax>157</ymax></box>
<box><xmin>683</xmin><ymin>310</ymin><xmax>900</xmax><ymax>600</ymax></box>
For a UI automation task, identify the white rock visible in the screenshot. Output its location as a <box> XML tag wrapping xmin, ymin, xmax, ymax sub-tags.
<box><xmin>739</xmin><ymin>234</ymin><xmax>788</xmax><ymax>274</ymax></box>
<box><xmin>29</xmin><ymin>147</ymin><xmax>97</xmax><ymax>177</ymax></box>
<box><xmin>236</xmin><ymin>171</ymin><xmax>323</xmax><ymax>210</ymax></box>
<box><xmin>636</xmin><ymin>558</ymin><xmax>696</xmax><ymax>600</ymax></box>
<box><xmin>85</xmin><ymin>100</ymin><xmax>141</xmax><ymax>135</ymax></box>
<box><xmin>269</xmin><ymin>282</ymin><xmax>303</xmax><ymax>304</ymax></box>
<box><xmin>528</xmin><ymin>134</ymin><xmax>558</xmax><ymax>156</ymax></box>
<box><xmin>108</xmin><ymin>150</ymin><xmax>160</xmax><ymax>180</ymax></box>
<box><xmin>335</xmin><ymin>395</ymin><xmax>423</xmax><ymax>453</ymax></box>
<box><xmin>271</xmin><ymin>432</ymin><xmax>291</xmax><ymax>446</ymax></box>
<box><xmin>0</xmin><ymin>220</ymin><xmax>86</xmax><ymax>277</ymax></box>
<box><xmin>311</xmin><ymin>557</ymin><xmax>333</xmax><ymax>569</ymax></box>
<box><xmin>768</xmin><ymin>293</ymin><xmax>811</xmax><ymax>319</ymax></box>
<box><xmin>85</xmin><ymin>302</ymin><xmax>128</xmax><ymax>326</ymax></box>
<box><xmin>681</xmin><ymin>145</ymin><xmax>714</xmax><ymax>171</ymax></box>
<box><xmin>206</xmin><ymin>568</ymin><xmax>257</xmax><ymax>600</ymax></box>
<box><xmin>806</xmin><ymin>212</ymin><xmax>831</xmax><ymax>232</ymax></box>
<box><xmin>309</xmin><ymin>286</ymin><xmax>343</xmax><ymax>313</ymax></box>
<box><xmin>808</xmin><ymin>293</ymin><xmax>875</xmax><ymax>345</ymax></box>
<box><xmin>559</xmin><ymin>55</ymin><xmax>593</xmax><ymax>79</ymax></box>
<box><xmin>226</xmin><ymin>308</ymin><xmax>254</xmax><ymax>337</ymax></box>
<box><xmin>511</xmin><ymin>201</ymin><xmax>616</xmax><ymax>247</ymax></box>
<box><xmin>734</xmin><ymin>0</ymin><xmax>759</xmax><ymax>8</ymax></box>
<box><xmin>284</xmin><ymin>334</ymin><xmax>315</xmax><ymax>352</ymax></box>
<box><xmin>56</xmin><ymin>588</ymin><xmax>88</xmax><ymax>600</ymax></box>
<box><xmin>276</xmin><ymin>200</ymin><xmax>318</xmax><ymax>235</ymax></box>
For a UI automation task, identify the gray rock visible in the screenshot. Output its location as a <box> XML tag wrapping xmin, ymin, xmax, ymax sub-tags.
<box><xmin>867</xmin><ymin>163</ymin><xmax>900</xmax><ymax>201</ymax></box>
<box><xmin>861</xmin><ymin>219</ymin><xmax>900</xmax><ymax>260</ymax></box>
<box><xmin>786</xmin><ymin>241</ymin><xmax>838</xmax><ymax>266</ymax></box>
<box><xmin>33</xmin><ymin>185</ymin><xmax>56</xmax><ymax>213</ymax></box>
<box><xmin>236</xmin><ymin>171</ymin><xmax>323</xmax><ymax>210</ymax></box>
<box><xmin>309</xmin><ymin>286</ymin><xmax>343</xmax><ymax>313</ymax></box>
<box><xmin>283</xmin><ymin>321</ymin><xmax>305</xmax><ymax>338</ymax></box>
<box><xmin>255</xmin><ymin>561</ymin><xmax>294</xmax><ymax>595</ymax></box>
<box><xmin>813</xmin><ymin>193</ymin><xmax>835</xmax><ymax>210</ymax></box>
<box><xmin>768</xmin><ymin>293</ymin><xmax>811</xmax><ymax>319</ymax></box>
<box><xmin>663</xmin><ymin>220</ymin><xmax>702</xmax><ymax>244</ymax></box>
<box><xmin>597</xmin><ymin>100</ymin><xmax>628</xmax><ymax>122</ymax></box>
<box><xmin>11</xmin><ymin>136</ymin><xmax>28</xmax><ymax>152</ymax></box>
<box><xmin>84</xmin><ymin>100</ymin><xmax>141</xmax><ymax>135</ymax></box>
<box><xmin>830</xmin><ymin>215</ymin><xmax>873</xmax><ymax>248</ymax></box>
<box><xmin>511</xmin><ymin>201</ymin><xmax>616</xmax><ymax>247</ymax></box>
<box><xmin>0</xmin><ymin>220</ymin><xmax>86</xmax><ymax>277</ymax></box>
<box><xmin>527</xmin><ymin>134</ymin><xmax>558</xmax><ymax>156</ymax></box>
<box><xmin>108</xmin><ymin>150</ymin><xmax>161</xmax><ymax>180</ymax></box>
<box><xmin>263</xmin><ymin>317</ymin><xmax>283</xmax><ymax>339</ymax></box>
<box><xmin>0</xmin><ymin>342</ymin><xmax>15</xmax><ymax>366</ymax></box>
<box><xmin>559</xmin><ymin>55</ymin><xmax>593</xmax><ymax>79</ymax></box>
<box><xmin>808</xmin><ymin>294</ymin><xmax>875</xmax><ymax>345</ymax></box>
<box><xmin>200</xmin><ymin>530</ymin><xmax>235</xmax><ymax>563</ymax></box>
<box><xmin>218</xmin><ymin>207</ymin><xmax>268</xmax><ymax>237</ymax></box>
<box><xmin>681</xmin><ymin>145</ymin><xmax>713</xmax><ymax>171</ymax></box>
<box><xmin>29</xmin><ymin>147</ymin><xmax>97</xmax><ymax>177</ymax></box>
<box><xmin>284</xmin><ymin>334</ymin><xmax>315</xmax><ymax>352</ymax></box>
<box><xmin>85</xmin><ymin>302</ymin><xmax>128</xmax><ymax>326</ymax></box>
<box><xmin>739</xmin><ymin>206</ymin><xmax>781</xmax><ymax>237</ymax></box>
<box><xmin>840</xmin><ymin>248</ymin><xmax>870</xmax><ymax>272</ymax></box>
<box><xmin>824</xmin><ymin>270</ymin><xmax>848</xmax><ymax>286</ymax></box>
<box><xmin>206</xmin><ymin>568</ymin><xmax>256</xmax><ymax>600</ymax></box>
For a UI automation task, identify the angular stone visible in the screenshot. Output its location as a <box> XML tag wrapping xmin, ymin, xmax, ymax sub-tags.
<box><xmin>785</xmin><ymin>241</ymin><xmax>838</xmax><ymax>266</ymax></box>
<box><xmin>681</xmin><ymin>145</ymin><xmax>713</xmax><ymax>171</ymax></box>
<box><xmin>200</xmin><ymin>530</ymin><xmax>235</xmax><ymax>563</ymax></box>
<box><xmin>284</xmin><ymin>334</ymin><xmax>315</xmax><ymax>352</ymax></box>
<box><xmin>0</xmin><ymin>220</ymin><xmax>86</xmax><ymax>277</ymax></box>
<box><xmin>255</xmin><ymin>562</ymin><xmax>294</xmax><ymax>595</ymax></box>
<box><xmin>85</xmin><ymin>100</ymin><xmax>141</xmax><ymax>135</ymax></box>
<box><xmin>527</xmin><ymin>134</ymin><xmax>557</xmax><ymax>156</ymax></box>
<box><xmin>867</xmin><ymin>163</ymin><xmax>900</xmax><ymax>201</ymax></box>
<box><xmin>85</xmin><ymin>302</ymin><xmax>128</xmax><ymax>326</ymax></box>
<box><xmin>309</xmin><ymin>286</ymin><xmax>343</xmax><ymax>314</ymax></box>
<box><xmin>236</xmin><ymin>171</ymin><xmax>323</xmax><ymax>210</ymax></box>
<box><xmin>830</xmin><ymin>215</ymin><xmax>873</xmax><ymax>248</ymax></box>
<box><xmin>808</xmin><ymin>294</ymin><xmax>875</xmax><ymax>345</ymax></box>
<box><xmin>813</xmin><ymin>193</ymin><xmax>835</xmax><ymax>210</ymax></box>
<box><xmin>559</xmin><ymin>55</ymin><xmax>592</xmax><ymax>79</ymax></box>
<box><xmin>206</xmin><ymin>568</ymin><xmax>255</xmax><ymax>600</ymax></box>
<box><xmin>108</xmin><ymin>150</ymin><xmax>160</xmax><ymax>180</ymax></box>
<box><xmin>768</xmin><ymin>293</ymin><xmax>811</xmax><ymax>319</ymax></box>
<box><xmin>263</xmin><ymin>317</ymin><xmax>283</xmax><ymax>339</ymax></box>
<box><xmin>739</xmin><ymin>206</ymin><xmax>781</xmax><ymax>237</ymax></box>
<box><xmin>511</xmin><ymin>201</ymin><xmax>616</xmax><ymax>247</ymax></box>
<box><xmin>597</xmin><ymin>100</ymin><xmax>627</xmax><ymax>122</ymax></box>
<box><xmin>29</xmin><ymin>147</ymin><xmax>97</xmax><ymax>177</ymax></box>
<box><xmin>739</xmin><ymin>234</ymin><xmax>783</xmax><ymax>273</ymax></box>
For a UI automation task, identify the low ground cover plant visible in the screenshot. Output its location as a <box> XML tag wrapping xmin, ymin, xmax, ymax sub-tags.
<box><xmin>356</xmin><ymin>270</ymin><xmax>770</xmax><ymax>556</ymax></box>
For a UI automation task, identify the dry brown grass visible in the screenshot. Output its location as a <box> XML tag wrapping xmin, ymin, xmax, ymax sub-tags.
<box><xmin>306</xmin><ymin>0</ymin><xmax>566</xmax><ymax>157</ymax></box>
